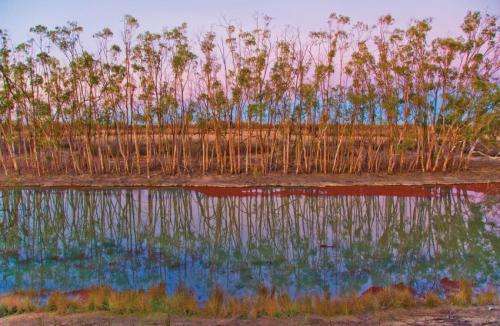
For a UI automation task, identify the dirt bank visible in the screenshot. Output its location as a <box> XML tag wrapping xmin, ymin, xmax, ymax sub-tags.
<box><xmin>1</xmin><ymin>306</ymin><xmax>498</xmax><ymax>325</ymax></box>
<box><xmin>0</xmin><ymin>159</ymin><xmax>498</xmax><ymax>189</ymax></box>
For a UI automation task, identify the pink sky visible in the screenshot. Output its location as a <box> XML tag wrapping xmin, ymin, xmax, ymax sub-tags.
<box><xmin>1</xmin><ymin>0</ymin><xmax>498</xmax><ymax>46</ymax></box>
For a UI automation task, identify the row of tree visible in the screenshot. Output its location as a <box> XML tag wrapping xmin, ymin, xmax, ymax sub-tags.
<box><xmin>0</xmin><ymin>12</ymin><xmax>498</xmax><ymax>176</ymax></box>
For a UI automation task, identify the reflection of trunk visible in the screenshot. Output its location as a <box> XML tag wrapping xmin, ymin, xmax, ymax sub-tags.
<box><xmin>1</xmin><ymin>185</ymin><xmax>493</xmax><ymax>294</ymax></box>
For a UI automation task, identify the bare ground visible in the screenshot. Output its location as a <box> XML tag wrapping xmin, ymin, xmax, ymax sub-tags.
<box><xmin>0</xmin><ymin>158</ymin><xmax>499</xmax><ymax>188</ymax></box>
<box><xmin>1</xmin><ymin>306</ymin><xmax>499</xmax><ymax>325</ymax></box>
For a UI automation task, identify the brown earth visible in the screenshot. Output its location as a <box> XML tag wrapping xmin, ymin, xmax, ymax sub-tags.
<box><xmin>1</xmin><ymin>306</ymin><xmax>499</xmax><ymax>325</ymax></box>
<box><xmin>0</xmin><ymin>158</ymin><xmax>498</xmax><ymax>189</ymax></box>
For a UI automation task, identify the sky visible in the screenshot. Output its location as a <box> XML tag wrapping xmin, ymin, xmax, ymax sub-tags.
<box><xmin>1</xmin><ymin>0</ymin><xmax>499</xmax><ymax>46</ymax></box>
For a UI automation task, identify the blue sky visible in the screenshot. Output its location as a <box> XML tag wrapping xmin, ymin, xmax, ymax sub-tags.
<box><xmin>1</xmin><ymin>0</ymin><xmax>498</xmax><ymax>45</ymax></box>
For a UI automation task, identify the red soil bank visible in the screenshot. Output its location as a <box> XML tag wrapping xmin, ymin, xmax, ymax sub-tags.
<box><xmin>361</xmin><ymin>283</ymin><xmax>416</xmax><ymax>297</ymax></box>
<box><xmin>189</xmin><ymin>183</ymin><xmax>499</xmax><ymax>198</ymax></box>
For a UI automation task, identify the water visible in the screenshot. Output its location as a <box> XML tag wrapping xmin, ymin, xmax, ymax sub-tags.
<box><xmin>0</xmin><ymin>186</ymin><xmax>498</xmax><ymax>301</ymax></box>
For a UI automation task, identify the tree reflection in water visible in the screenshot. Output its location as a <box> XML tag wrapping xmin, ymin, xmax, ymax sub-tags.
<box><xmin>0</xmin><ymin>187</ymin><xmax>498</xmax><ymax>300</ymax></box>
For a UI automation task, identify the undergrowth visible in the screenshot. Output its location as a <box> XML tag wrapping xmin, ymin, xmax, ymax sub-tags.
<box><xmin>0</xmin><ymin>282</ymin><xmax>497</xmax><ymax>318</ymax></box>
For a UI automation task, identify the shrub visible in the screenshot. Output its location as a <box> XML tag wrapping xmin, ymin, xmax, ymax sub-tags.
<box><xmin>167</xmin><ymin>285</ymin><xmax>199</xmax><ymax>316</ymax></box>
<box><xmin>147</xmin><ymin>283</ymin><xmax>168</xmax><ymax>313</ymax></box>
<box><xmin>449</xmin><ymin>281</ymin><xmax>473</xmax><ymax>306</ymax></box>
<box><xmin>475</xmin><ymin>289</ymin><xmax>498</xmax><ymax>305</ymax></box>
<box><xmin>424</xmin><ymin>292</ymin><xmax>442</xmax><ymax>308</ymax></box>
<box><xmin>0</xmin><ymin>294</ymin><xmax>35</xmax><ymax>316</ymax></box>
<box><xmin>204</xmin><ymin>286</ymin><xmax>225</xmax><ymax>317</ymax></box>
<box><xmin>46</xmin><ymin>292</ymin><xmax>79</xmax><ymax>313</ymax></box>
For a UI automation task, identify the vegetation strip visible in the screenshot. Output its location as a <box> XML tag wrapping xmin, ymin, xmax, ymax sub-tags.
<box><xmin>1</xmin><ymin>283</ymin><xmax>497</xmax><ymax>318</ymax></box>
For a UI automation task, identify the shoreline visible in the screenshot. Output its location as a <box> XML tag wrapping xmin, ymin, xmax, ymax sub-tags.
<box><xmin>1</xmin><ymin>306</ymin><xmax>498</xmax><ymax>325</ymax></box>
<box><xmin>1</xmin><ymin>168</ymin><xmax>499</xmax><ymax>189</ymax></box>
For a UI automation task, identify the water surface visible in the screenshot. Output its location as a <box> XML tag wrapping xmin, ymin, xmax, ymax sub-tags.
<box><xmin>0</xmin><ymin>185</ymin><xmax>498</xmax><ymax>300</ymax></box>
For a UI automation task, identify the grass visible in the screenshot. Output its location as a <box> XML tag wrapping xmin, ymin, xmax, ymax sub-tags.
<box><xmin>0</xmin><ymin>292</ymin><xmax>37</xmax><ymax>317</ymax></box>
<box><xmin>475</xmin><ymin>288</ymin><xmax>498</xmax><ymax>306</ymax></box>
<box><xmin>0</xmin><ymin>282</ymin><xmax>497</xmax><ymax>319</ymax></box>
<box><xmin>448</xmin><ymin>281</ymin><xmax>473</xmax><ymax>306</ymax></box>
<box><xmin>423</xmin><ymin>292</ymin><xmax>442</xmax><ymax>308</ymax></box>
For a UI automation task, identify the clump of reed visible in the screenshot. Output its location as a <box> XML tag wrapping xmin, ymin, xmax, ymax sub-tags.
<box><xmin>475</xmin><ymin>288</ymin><xmax>498</xmax><ymax>306</ymax></box>
<box><xmin>448</xmin><ymin>280</ymin><xmax>473</xmax><ymax>306</ymax></box>
<box><xmin>0</xmin><ymin>292</ymin><xmax>36</xmax><ymax>317</ymax></box>
<box><xmin>41</xmin><ymin>283</ymin><xmax>200</xmax><ymax>316</ymax></box>
<box><xmin>46</xmin><ymin>291</ymin><xmax>80</xmax><ymax>313</ymax></box>
<box><xmin>423</xmin><ymin>292</ymin><xmax>442</xmax><ymax>308</ymax></box>
<box><xmin>0</xmin><ymin>283</ymin><xmax>497</xmax><ymax>318</ymax></box>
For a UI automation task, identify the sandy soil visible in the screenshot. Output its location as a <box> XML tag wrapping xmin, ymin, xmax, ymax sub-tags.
<box><xmin>0</xmin><ymin>158</ymin><xmax>498</xmax><ymax>189</ymax></box>
<box><xmin>1</xmin><ymin>306</ymin><xmax>499</xmax><ymax>325</ymax></box>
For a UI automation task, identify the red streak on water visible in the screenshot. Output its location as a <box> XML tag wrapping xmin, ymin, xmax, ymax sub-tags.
<box><xmin>188</xmin><ymin>183</ymin><xmax>499</xmax><ymax>198</ymax></box>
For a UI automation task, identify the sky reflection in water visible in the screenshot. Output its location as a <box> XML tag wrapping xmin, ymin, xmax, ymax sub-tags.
<box><xmin>0</xmin><ymin>187</ymin><xmax>498</xmax><ymax>300</ymax></box>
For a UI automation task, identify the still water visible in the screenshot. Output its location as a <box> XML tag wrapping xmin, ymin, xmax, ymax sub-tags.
<box><xmin>0</xmin><ymin>186</ymin><xmax>498</xmax><ymax>300</ymax></box>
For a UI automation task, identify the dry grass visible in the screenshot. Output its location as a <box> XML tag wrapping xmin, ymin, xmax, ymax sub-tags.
<box><xmin>448</xmin><ymin>281</ymin><xmax>473</xmax><ymax>306</ymax></box>
<box><xmin>475</xmin><ymin>288</ymin><xmax>498</xmax><ymax>306</ymax></box>
<box><xmin>423</xmin><ymin>292</ymin><xmax>442</xmax><ymax>308</ymax></box>
<box><xmin>0</xmin><ymin>283</ymin><xmax>497</xmax><ymax>319</ymax></box>
<box><xmin>0</xmin><ymin>293</ymin><xmax>36</xmax><ymax>317</ymax></box>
